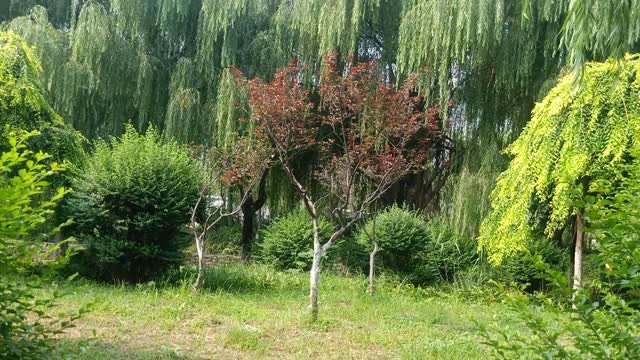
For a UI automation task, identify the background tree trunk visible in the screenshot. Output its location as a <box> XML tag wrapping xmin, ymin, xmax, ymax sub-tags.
<box><xmin>241</xmin><ymin>199</ymin><xmax>255</xmax><ymax>260</ymax></box>
<box><xmin>240</xmin><ymin>170</ymin><xmax>268</xmax><ymax>260</ymax></box>
<box><xmin>574</xmin><ymin>208</ymin><xmax>584</xmax><ymax>291</ymax></box>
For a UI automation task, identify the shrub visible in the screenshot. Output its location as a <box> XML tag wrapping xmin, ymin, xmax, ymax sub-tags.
<box><xmin>207</xmin><ymin>222</ymin><xmax>242</xmax><ymax>255</ymax></box>
<box><xmin>0</xmin><ymin>132</ymin><xmax>83</xmax><ymax>359</ymax></box>
<box><xmin>258</xmin><ymin>209</ymin><xmax>333</xmax><ymax>270</ymax></box>
<box><xmin>325</xmin><ymin>235</ymin><xmax>369</xmax><ymax>273</ymax></box>
<box><xmin>493</xmin><ymin>238</ymin><xmax>568</xmax><ymax>291</ymax></box>
<box><xmin>65</xmin><ymin>125</ymin><xmax>201</xmax><ymax>282</ymax></box>
<box><xmin>356</xmin><ymin>206</ymin><xmax>430</xmax><ymax>273</ymax></box>
<box><xmin>411</xmin><ymin>219</ymin><xmax>477</xmax><ymax>285</ymax></box>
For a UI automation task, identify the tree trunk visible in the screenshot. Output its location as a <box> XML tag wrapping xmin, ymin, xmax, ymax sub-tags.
<box><xmin>309</xmin><ymin>216</ymin><xmax>322</xmax><ymax>322</ymax></box>
<box><xmin>241</xmin><ymin>199</ymin><xmax>255</xmax><ymax>260</ymax></box>
<box><xmin>194</xmin><ymin>235</ymin><xmax>206</xmax><ymax>290</ymax></box>
<box><xmin>369</xmin><ymin>242</ymin><xmax>379</xmax><ymax>297</ymax></box>
<box><xmin>568</xmin><ymin>226</ymin><xmax>576</xmax><ymax>289</ymax></box>
<box><xmin>310</xmin><ymin>249</ymin><xmax>321</xmax><ymax>322</ymax></box>
<box><xmin>573</xmin><ymin>208</ymin><xmax>584</xmax><ymax>291</ymax></box>
<box><xmin>240</xmin><ymin>170</ymin><xmax>268</xmax><ymax>260</ymax></box>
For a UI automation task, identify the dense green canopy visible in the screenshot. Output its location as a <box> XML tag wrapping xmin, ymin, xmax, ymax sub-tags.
<box><xmin>1</xmin><ymin>0</ymin><xmax>639</xmax><ymax>235</ymax></box>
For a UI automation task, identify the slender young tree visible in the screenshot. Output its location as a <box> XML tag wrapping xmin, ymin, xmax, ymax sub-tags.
<box><xmin>190</xmin><ymin>139</ymin><xmax>271</xmax><ymax>289</ymax></box>
<box><xmin>479</xmin><ymin>56</ymin><xmax>640</xmax><ymax>290</ymax></box>
<box><xmin>238</xmin><ymin>55</ymin><xmax>441</xmax><ymax>320</ymax></box>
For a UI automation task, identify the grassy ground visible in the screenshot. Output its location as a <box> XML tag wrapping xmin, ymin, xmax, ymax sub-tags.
<box><xmin>49</xmin><ymin>264</ymin><xmax>521</xmax><ymax>359</ymax></box>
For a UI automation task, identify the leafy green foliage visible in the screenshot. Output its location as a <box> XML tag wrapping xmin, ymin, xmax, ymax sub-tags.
<box><xmin>0</xmin><ymin>31</ymin><xmax>85</xmax><ymax>171</ymax></box>
<box><xmin>479</xmin><ymin>146</ymin><xmax>640</xmax><ymax>359</ymax></box>
<box><xmin>0</xmin><ymin>132</ymin><xmax>82</xmax><ymax>359</ymax></box>
<box><xmin>479</xmin><ymin>285</ymin><xmax>640</xmax><ymax>359</ymax></box>
<box><xmin>412</xmin><ymin>219</ymin><xmax>477</xmax><ymax>285</ymax></box>
<box><xmin>258</xmin><ymin>209</ymin><xmax>333</xmax><ymax>271</ymax></box>
<box><xmin>493</xmin><ymin>238</ymin><xmax>568</xmax><ymax>292</ymax></box>
<box><xmin>357</xmin><ymin>206</ymin><xmax>430</xmax><ymax>274</ymax></box>
<box><xmin>65</xmin><ymin>125</ymin><xmax>201</xmax><ymax>282</ymax></box>
<box><xmin>480</xmin><ymin>55</ymin><xmax>640</xmax><ymax>264</ymax></box>
<box><xmin>0</xmin><ymin>31</ymin><xmax>47</xmax><ymax>125</ymax></box>
<box><xmin>585</xmin><ymin>149</ymin><xmax>640</xmax><ymax>304</ymax></box>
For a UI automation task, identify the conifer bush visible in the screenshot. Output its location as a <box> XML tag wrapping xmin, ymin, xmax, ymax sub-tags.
<box><xmin>492</xmin><ymin>238</ymin><xmax>568</xmax><ymax>291</ymax></box>
<box><xmin>257</xmin><ymin>209</ymin><xmax>367</xmax><ymax>272</ymax></box>
<box><xmin>258</xmin><ymin>209</ymin><xmax>333</xmax><ymax>271</ymax></box>
<box><xmin>412</xmin><ymin>219</ymin><xmax>477</xmax><ymax>285</ymax></box>
<box><xmin>357</xmin><ymin>207</ymin><xmax>477</xmax><ymax>285</ymax></box>
<box><xmin>65</xmin><ymin>125</ymin><xmax>201</xmax><ymax>282</ymax></box>
<box><xmin>356</xmin><ymin>206</ymin><xmax>430</xmax><ymax>274</ymax></box>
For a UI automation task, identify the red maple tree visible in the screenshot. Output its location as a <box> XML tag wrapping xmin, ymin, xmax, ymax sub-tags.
<box><xmin>235</xmin><ymin>54</ymin><xmax>443</xmax><ymax>320</ymax></box>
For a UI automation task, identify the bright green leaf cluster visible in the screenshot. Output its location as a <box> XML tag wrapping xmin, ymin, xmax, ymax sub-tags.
<box><xmin>0</xmin><ymin>132</ymin><xmax>82</xmax><ymax>359</ymax></box>
<box><xmin>479</xmin><ymin>55</ymin><xmax>640</xmax><ymax>264</ymax></box>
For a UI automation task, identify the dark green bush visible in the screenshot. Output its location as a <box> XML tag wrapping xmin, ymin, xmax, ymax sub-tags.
<box><xmin>258</xmin><ymin>209</ymin><xmax>333</xmax><ymax>270</ymax></box>
<box><xmin>257</xmin><ymin>209</ymin><xmax>367</xmax><ymax>271</ymax></box>
<box><xmin>493</xmin><ymin>238</ymin><xmax>568</xmax><ymax>291</ymax></box>
<box><xmin>411</xmin><ymin>219</ymin><xmax>477</xmax><ymax>285</ymax></box>
<box><xmin>207</xmin><ymin>222</ymin><xmax>242</xmax><ymax>255</ymax></box>
<box><xmin>356</xmin><ymin>205</ymin><xmax>430</xmax><ymax>274</ymax></box>
<box><xmin>65</xmin><ymin>125</ymin><xmax>201</xmax><ymax>282</ymax></box>
<box><xmin>357</xmin><ymin>207</ymin><xmax>477</xmax><ymax>285</ymax></box>
<box><xmin>325</xmin><ymin>235</ymin><xmax>369</xmax><ymax>273</ymax></box>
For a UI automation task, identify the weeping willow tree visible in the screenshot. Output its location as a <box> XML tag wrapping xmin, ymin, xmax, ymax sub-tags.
<box><xmin>439</xmin><ymin>143</ymin><xmax>506</xmax><ymax>241</ymax></box>
<box><xmin>522</xmin><ymin>0</ymin><xmax>640</xmax><ymax>75</ymax></box>
<box><xmin>3</xmin><ymin>7</ymin><xmax>68</xmax><ymax>99</ymax></box>
<box><xmin>0</xmin><ymin>31</ymin><xmax>57</xmax><ymax>131</ymax></box>
<box><xmin>4</xmin><ymin>0</ymin><xmax>638</xmax><ymax>253</ymax></box>
<box><xmin>0</xmin><ymin>0</ymin><xmax>79</xmax><ymax>27</ymax></box>
<box><xmin>2</xmin><ymin>0</ymin><xmax>405</xmax><ymax>141</ymax></box>
<box><xmin>395</xmin><ymin>0</ymin><xmax>564</xmax><ymax>239</ymax></box>
<box><xmin>271</xmin><ymin>0</ymin><xmax>403</xmax><ymax>81</ymax></box>
<box><xmin>479</xmin><ymin>55</ymin><xmax>640</xmax><ymax>290</ymax></box>
<box><xmin>0</xmin><ymin>31</ymin><xmax>85</xmax><ymax>176</ymax></box>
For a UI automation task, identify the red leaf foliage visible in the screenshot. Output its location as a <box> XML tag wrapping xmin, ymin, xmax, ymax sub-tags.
<box><xmin>234</xmin><ymin>53</ymin><xmax>445</xmax><ymax>214</ymax></box>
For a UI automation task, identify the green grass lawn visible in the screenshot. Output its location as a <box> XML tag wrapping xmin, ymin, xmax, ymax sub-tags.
<box><xmin>50</xmin><ymin>264</ymin><xmax>522</xmax><ymax>359</ymax></box>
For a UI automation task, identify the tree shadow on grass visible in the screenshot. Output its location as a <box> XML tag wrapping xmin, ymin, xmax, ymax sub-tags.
<box><xmin>53</xmin><ymin>338</ymin><xmax>192</xmax><ymax>360</ymax></box>
<box><xmin>165</xmin><ymin>264</ymin><xmax>299</xmax><ymax>294</ymax></box>
<box><xmin>202</xmin><ymin>265</ymin><xmax>274</xmax><ymax>293</ymax></box>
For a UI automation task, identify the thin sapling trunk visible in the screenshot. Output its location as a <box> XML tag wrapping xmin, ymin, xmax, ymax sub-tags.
<box><xmin>309</xmin><ymin>216</ymin><xmax>322</xmax><ymax>322</ymax></box>
<box><xmin>369</xmin><ymin>242</ymin><xmax>379</xmax><ymax>297</ymax></box>
<box><xmin>574</xmin><ymin>208</ymin><xmax>584</xmax><ymax>291</ymax></box>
